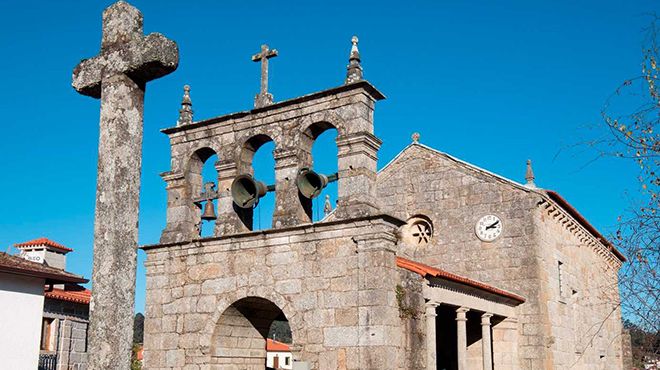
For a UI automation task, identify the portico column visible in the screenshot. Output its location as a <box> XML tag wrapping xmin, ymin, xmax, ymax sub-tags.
<box><xmin>456</xmin><ymin>307</ymin><xmax>469</xmax><ymax>370</ymax></box>
<box><xmin>426</xmin><ymin>302</ymin><xmax>438</xmax><ymax>370</ymax></box>
<box><xmin>481</xmin><ymin>313</ymin><xmax>493</xmax><ymax>370</ymax></box>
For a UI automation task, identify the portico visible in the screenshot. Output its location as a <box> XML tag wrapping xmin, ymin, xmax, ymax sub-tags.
<box><xmin>397</xmin><ymin>257</ymin><xmax>525</xmax><ymax>370</ymax></box>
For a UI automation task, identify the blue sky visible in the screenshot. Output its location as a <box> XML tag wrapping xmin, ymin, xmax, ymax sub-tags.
<box><xmin>0</xmin><ymin>0</ymin><xmax>657</xmax><ymax>313</ymax></box>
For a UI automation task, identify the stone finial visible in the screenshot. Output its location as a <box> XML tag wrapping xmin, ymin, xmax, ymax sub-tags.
<box><xmin>345</xmin><ymin>35</ymin><xmax>363</xmax><ymax>84</ymax></box>
<box><xmin>324</xmin><ymin>195</ymin><xmax>332</xmax><ymax>216</ymax></box>
<box><xmin>177</xmin><ymin>85</ymin><xmax>193</xmax><ymax>126</ymax></box>
<box><xmin>525</xmin><ymin>159</ymin><xmax>536</xmax><ymax>188</ymax></box>
<box><xmin>412</xmin><ymin>132</ymin><xmax>421</xmax><ymax>143</ymax></box>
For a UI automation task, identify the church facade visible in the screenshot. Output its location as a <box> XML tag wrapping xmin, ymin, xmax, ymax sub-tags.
<box><xmin>141</xmin><ymin>37</ymin><xmax>626</xmax><ymax>370</ymax></box>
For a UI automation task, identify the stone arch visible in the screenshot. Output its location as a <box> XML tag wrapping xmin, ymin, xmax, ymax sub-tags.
<box><xmin>183</xmin><ymin>147</ymin><xmax>219</xmax><ymax>235</ymax></box>
<box><xmin>234</xmin><ymin>133</ymin><xmax>277</xmax><ymax>230</ymax></box>
<box><xmin>299</xmin><ymin>110</ymin><xmax>346</xmax><ymax>151</ymax></box>
<box><xmin>237</xmin><ymin>133</ymin><xmax>276</xmax><ymax>173</ymax></box>
<box><xmin>297</xmin><ymin>112</ymin><xmax>345</xmax><ymax>222</ymax></box>
<box><xmin>201</xmin><ymin>292</ymin><xmax>302</xmax><ymax>368</ymax></box>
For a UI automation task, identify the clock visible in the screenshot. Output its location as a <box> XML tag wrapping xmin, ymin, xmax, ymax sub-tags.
<box><xmin>475</xmin><ymin>214</ymin><xmax>502</xmax><ymax>242</ymax></box>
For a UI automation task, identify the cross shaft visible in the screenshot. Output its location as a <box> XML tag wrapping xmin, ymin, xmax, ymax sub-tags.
<box><xmin>71</xmin><ymin>2</ymin><xmax>178</xmax><ymax>369</ymax></box>
<box><xmin>251</xmin><ymin>44</ymin><xmax>278</xmax><ymax>108</ymax></box>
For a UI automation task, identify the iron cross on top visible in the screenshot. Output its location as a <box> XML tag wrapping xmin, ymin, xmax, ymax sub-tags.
<box><xmin>251</xmin><ymin>44</ymin><xmax>278</xmax><ymax>108</ymax></box>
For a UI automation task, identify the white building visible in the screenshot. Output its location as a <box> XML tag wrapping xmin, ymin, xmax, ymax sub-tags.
<box><xmin>266</xmin><ymin>338</ymin><xmax>292</xmax><ymax>369</ymax></box>
<box><xmin>0</xmin><ymin>249</ymin><xmax>87</xmax><ymax>370</ymax></box>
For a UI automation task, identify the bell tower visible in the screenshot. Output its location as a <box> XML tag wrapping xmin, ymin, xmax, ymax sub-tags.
<box><xmin>159</xmin><ymin>37</ymin><xmax>385</xmax><ymax>242</ymax></box>
<box><xmin>144</xmin><ymin>37</ymin><xmax>405</xmax><ymax>370</ymax></box>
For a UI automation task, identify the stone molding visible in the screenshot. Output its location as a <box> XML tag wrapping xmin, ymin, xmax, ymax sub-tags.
<box><xmin>537</xmin><ymin>198</ymin><xmax>622</xmax><ymax>269</ymax></box>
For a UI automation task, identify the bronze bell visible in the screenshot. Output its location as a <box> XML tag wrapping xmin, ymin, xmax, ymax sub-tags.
<box><xmin>201</xmin><ymin>200</ymin><xmax>217</xmax><ymax>221</ymax></box>
<box><xmin>296</xmin><ymin>168</ymin><xmax>328</xmax><ymax>199</ymax></box>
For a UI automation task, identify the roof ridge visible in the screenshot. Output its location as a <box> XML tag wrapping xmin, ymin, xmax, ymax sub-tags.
<box><xmin>379</xmin><ymin>143</ymin><xmax>537</xmax><ymax>195</ymax></box>
<box><xmin>14</xmin><ymin>237</ymin><xmax>73</xmax><ymax>252</ymax></box>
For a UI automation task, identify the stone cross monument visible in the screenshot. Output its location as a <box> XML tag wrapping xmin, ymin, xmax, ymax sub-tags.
<box><xmin>71</xmin><ymin>2</ymin><xmax>178</xmax><ymax>369</ymax></box>
<box><xmin>251</xmin><ymin>44</ymin><xmax>278</xmax><ymax>108</ymax></box>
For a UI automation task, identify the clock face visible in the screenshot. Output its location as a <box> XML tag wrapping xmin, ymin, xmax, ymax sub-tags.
<box><xmin>475</xmin><ymin>214</ymin><xmax>503</xmax><ymax>242</ymax></box>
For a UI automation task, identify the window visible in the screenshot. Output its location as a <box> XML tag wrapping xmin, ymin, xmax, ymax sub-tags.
<box><xmin>402</xmin><ymin>215</ymin><xmax>434</xmax><ymax>247</ymax></box>
<box><xmin>285</xmin><ymin>356</ymin><xmax>290</xmax><ymax>366</ymax></box>
<box><xmin>40</xmin><ymin>318</ymin><xmax>55</xmax><ymax>351</ymax></box>
<box><xmin>558</xmin><ymin>261</ymin><xmax>564</xmax><ymax>297</ymax></box>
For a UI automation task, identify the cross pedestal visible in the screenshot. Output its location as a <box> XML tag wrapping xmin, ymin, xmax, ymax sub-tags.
<box><xmin>72</xmin><ymin>2</ymin><xmax>178</xmax><ymax>369</ymax></box>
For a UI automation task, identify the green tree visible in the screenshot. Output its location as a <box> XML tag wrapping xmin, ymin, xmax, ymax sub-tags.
<box><xmin>133</xmin><ymin>313</ymin><xmax>144</xmax><ymax>344</ymax></box>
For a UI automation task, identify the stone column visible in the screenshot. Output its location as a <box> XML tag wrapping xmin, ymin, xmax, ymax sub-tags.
<box><xmin>272</xmin><ymin>147</ymin><xmax>311</xmax><ymax>228</ymax></box>
<box><xmin>353</xmin><ymin>221</ymin><xmax>401</xmax><ymax>369</ymax></box>
<box><xmin>215</xmin><ymin>161</ymin><xmax>250</xmax><ymax>234</ymax></box>
<box><xmin>426</xmin><ymin>302</ymin><xmax>438</xmax><ymax>370</ymax></box>
<box><xmin>481</xmin><ymin>313</ymin><xmax>493</xmax><ymax>370</ymax></box>
<box><xmin>160</xmin><ymin>171</ymin><xmax>195</xmax><ymax>243</ymax></box>
<box><xmin>456</xmin><ymin>307</ymin><xmax>469</xmax><ymax>370</ymax></box>
<box><xmin>71</xmin><ymin>2</ymin><xmax>178</xmax><ymax>367</ymax></box>
<box><xmin>335</xmin><ymin>132</ymin><xmax>381</xmax><ymax>219</ymax></box>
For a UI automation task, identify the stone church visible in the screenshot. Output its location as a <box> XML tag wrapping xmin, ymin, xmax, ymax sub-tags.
<box><xmin>141</xmin><ymin>35</ymin><xmax>626</xmax><ymax>370</ymax></box>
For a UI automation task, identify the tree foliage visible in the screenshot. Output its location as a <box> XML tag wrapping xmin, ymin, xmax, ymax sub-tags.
<box><xmin>268</xmin><ymin>320</ymin><xmax>292</xmax><ymax>344</ymax></box>
<box><xmin>596</xmin><ymin>15</ymin><xmax>659</xmax><ymax>364</ymax></box>
<box><xmin>133</xmin><ymin>312</ymin><xmax>145</xmax><ymax>344</ymax></box>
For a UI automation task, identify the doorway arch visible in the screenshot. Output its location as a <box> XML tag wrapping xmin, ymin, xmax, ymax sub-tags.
<box><xmin>210</xmin><ymin>297</ymin><xmax>292</xmax><ymax>369</ymax></box>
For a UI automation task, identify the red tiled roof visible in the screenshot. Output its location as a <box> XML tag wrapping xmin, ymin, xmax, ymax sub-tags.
<box><xmin>266</xmin><ymin>338</ymin><xmax>290</xmax><ymax>352</ymax></box>
<box><xmin>14</xmin><ymin>237</ymin><xmax>73</xmax><ymax>253</ymax></box>
<box><xmin>396</xmin><ymin>257</ymin><xmax>526</xmax><ymax>304</ymax></box>
<box><xmin>44</xmin><ymin>284</ymin><xmax>91</xmax><ymax>304</ymax></box>
<box><xmin>545</xmin><ymin>190</ymin><xmax>626</xmax><ymax>262</ymax></box>
<box><xmin>0</xmin><ymin>252</ymin><xmax>87</xmax><ymax>284</ymax></box>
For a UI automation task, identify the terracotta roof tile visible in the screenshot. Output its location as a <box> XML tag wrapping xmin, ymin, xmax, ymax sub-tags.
<box><xmin>396</xmin><ymin>256</ymin><xmax>525</xmax><ymax>304</ymax></box>
<box><xmin>44</xmin><ymin>284</ymin><xmax>91</xmax><ymax>304</ymax></box>
<box><xmin>266</xmin><ymin>338</ymin><xmax>290</xmax><ymax>352</ymax></box>
<box><xmin>0</xmin><ymin>252</ymin><xmax>87</xmax><ymax>284</ymax></box>
<box><xmin>14</xmin><ymin>237</ymin><xmax>73</xmax><ymax>253</ymax></box>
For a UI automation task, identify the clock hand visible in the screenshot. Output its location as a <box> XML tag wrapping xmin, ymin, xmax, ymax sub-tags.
<box><xmin>485</xmin><ymin>220</ymin><xmax>500</xmax><ymax>230</ymax></box>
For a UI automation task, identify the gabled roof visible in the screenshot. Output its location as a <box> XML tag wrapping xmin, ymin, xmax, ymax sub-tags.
<box><xmin>545</xmin><ymin>190</ymin><xmax>625</xmax><ymax>262</ymax></box>
<box><xmin>0</xmin><ymin>252</ymin><xmax>87</xmax><ymax>284</ymax></box>
<box><xmin>396</xmin><ymin>256</ymin><xmax>525</xmax><ymax>304</ymax></box>
<box><xmin>44</xmin><ymin>284</ymin><xmax>91</xmax><ymax>304</ymax></box>
<box><xmin>14</xmin><ymin>237</ymin><xmax>73</xmax><ymax>253</ymax></box>
<box><xmin>381</xmin><ymin>143</ymin><xmax>624</xmax><ymax>263</ymax></box>
<box><xmin>266</xmin><ymin>338</ymin><xmax>290</xmax><ymax>352</ymax></box>
<box><xmin>378</xmin><ymin>143</ymin><xmax>533</xmax><ymax>193</ymax></box>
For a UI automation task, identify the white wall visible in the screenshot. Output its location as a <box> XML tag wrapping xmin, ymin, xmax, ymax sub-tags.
<box><xmin>0</xmin><ymin>272</ymin><xmax>45</xmax><ymax>370</ymax></box>
<box><xmin>267</xmin><ymin>351</ymin><xmax>293</xmax><ymax>369</ymax></box>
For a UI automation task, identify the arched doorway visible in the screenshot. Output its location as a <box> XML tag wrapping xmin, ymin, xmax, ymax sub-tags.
<box><xmin>210</xmin><ymin>297</ymin><xmax>292</xmax><ymax>369</ymax></box>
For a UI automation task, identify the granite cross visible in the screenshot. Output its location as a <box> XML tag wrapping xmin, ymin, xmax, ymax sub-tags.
<box><xmin>71</xmin><ymin>2</ymin><xmax>178</xmax><ymax>369</ymax></box>
<box><xmin>252</xmin><ymin>44</ymin><xmax>278</xmax><ymax>108</ymax></box>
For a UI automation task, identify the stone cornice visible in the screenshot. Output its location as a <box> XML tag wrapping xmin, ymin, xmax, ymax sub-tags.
<box><xmin>537</xmin><ymin>197</ymin><xmax>623</xmax><ymax>269</ymax></box>
<box><xmin>161</xmin><ymin>81</ymin><xmax>385</xmax><ymax>135</ymax></box>
<box><xmin>141</xmin><ymin>213</ymin><xmax>405</xmax><ymax>251</ymax></box>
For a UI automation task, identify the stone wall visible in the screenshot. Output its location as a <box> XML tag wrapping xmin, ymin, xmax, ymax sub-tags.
<box><xmin>143</xmin><ymin>215</ymin><xmax>405</xmax><ymax>370</ymax></box>
<box><xmin>43</xmin><ymin>298</ymin><xmax>89</xmax><ymax>370</ymax></box>
<box><xmin>534</xmin><ymin>202</ymin><xmax>624</xmax><ymax>369</ymax></box>
<box><xmin>395</xmin><ymin>269</ymin><xmax>426</xmax><ymax>370</ymax></box>
<box><xmin>159</xmin><ymin>82</ymin><xmax>384</xmax><ymax>243</ymax></box>
<box><xmin>376</xmin><ymin>144</ymin><xmax>546</xmax><ymax>368</ymax></box>
<box><xmin>375</xmin><ymin>143</ymin><xmax>625</xmax><ymax>369</ymax></box>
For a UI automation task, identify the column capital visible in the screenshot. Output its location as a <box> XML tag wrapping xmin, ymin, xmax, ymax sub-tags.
<box><xmin>456</xmin><ymin>306</ymin><xmax>469</xmax><ymax>321</ymax></box>
<box><xmin>425</xmin><ymin>302</ymin><xmax>438</xmax><ymax>317</ymax></box>
<box><xmin>481</xmin><ymin>312</ymin><xmax>493</xmax><ymax>326</ymax></box>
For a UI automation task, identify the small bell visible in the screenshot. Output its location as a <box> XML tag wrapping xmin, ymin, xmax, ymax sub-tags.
<box><xmin>201</xmin><ymin>200</ymin><xmax>217</xmax><ymax>221</ymax></box>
